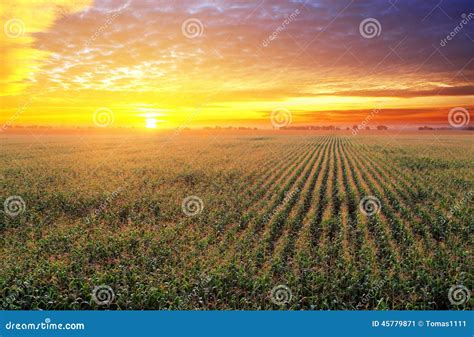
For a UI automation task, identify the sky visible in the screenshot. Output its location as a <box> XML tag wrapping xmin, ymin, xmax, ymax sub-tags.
<box><xmin>0</xmin><ymin>0</ymin><xmax>473</xmax><ymax>129</ymax></box>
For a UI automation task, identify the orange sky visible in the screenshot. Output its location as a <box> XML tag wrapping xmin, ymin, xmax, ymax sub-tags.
<box><xmin>1</xmin><ymin>0</ymin><xmax>473</xmax><ymax>129</ymax></box>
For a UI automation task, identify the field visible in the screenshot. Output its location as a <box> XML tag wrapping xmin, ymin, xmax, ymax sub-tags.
<box><xmin>0</xmin><ymin>130</ymin><xmax>472</xmax><ymax>310</ymax></box>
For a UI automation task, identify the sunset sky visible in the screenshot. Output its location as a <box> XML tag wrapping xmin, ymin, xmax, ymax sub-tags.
<box><xmin>1</xmin><ymin>0</ymin><xmax>473</xmax><ymax>129</ymax></box>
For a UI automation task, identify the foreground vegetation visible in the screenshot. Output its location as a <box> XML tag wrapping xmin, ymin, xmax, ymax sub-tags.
<box><xmin>1</xmin><ymin>131</ymin><xmax>472</xmax><ymax>309</ymax></box>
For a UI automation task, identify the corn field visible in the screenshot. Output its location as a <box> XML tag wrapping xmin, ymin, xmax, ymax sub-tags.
<box><xmin>1</xmin><ymin>131</ymin><xmax>472</xmax><ymax>309</ymax></box>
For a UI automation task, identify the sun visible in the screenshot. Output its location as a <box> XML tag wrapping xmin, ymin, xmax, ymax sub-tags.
<box><xmin>145</xmin><ymin>118</ymin><xmax>157</xmax><ymax>129</ymax></box>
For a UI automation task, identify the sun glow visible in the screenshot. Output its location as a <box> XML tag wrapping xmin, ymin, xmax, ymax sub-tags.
<box><xmin>0</xmin><ymin>1</ymin><xmax>472</xmax><ymax>129</ymax></box>
<box><xmin>145</xmin><ymin>118</ymin><xmax>157</xmax><ymax>129</ymax></box>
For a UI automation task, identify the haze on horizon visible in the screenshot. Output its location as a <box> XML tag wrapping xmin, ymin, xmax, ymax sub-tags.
<box><xmin>1</xmin><ymin>0</ymin><xmax>473</xmax><ymax>129</ymax></box>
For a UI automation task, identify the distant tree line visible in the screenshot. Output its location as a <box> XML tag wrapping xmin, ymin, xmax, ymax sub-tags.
<box><xmin>280</xmin><ymin>125</ymin><xmax>389</xmax><ymax>130</ymax></box>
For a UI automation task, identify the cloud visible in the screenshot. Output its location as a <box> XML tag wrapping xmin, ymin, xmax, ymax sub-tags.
<box><xmin>1</xmin><ymin>0</ymin><xmax>473</xmax><ymax>126</ymax></box>
<box><xmin>0</xmin><ymin>0</ymin><xmax>93</xmax><ymax>96</ymax></box>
